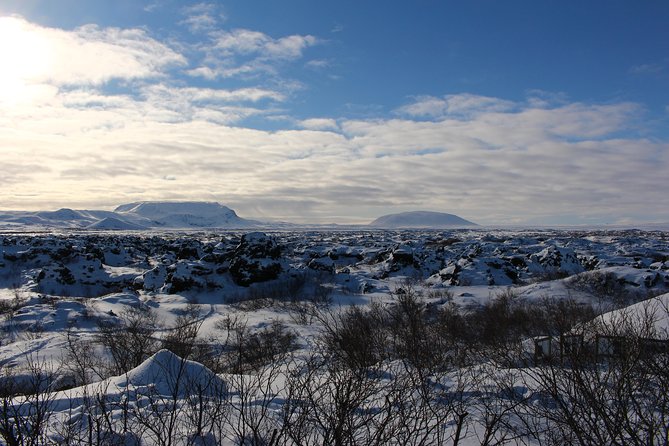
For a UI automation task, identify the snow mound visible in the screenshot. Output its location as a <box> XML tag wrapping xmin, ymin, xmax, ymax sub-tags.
<box><xmin>595</xmin><ymin>292</ymin><xmax>669</xmax><ymax>337</ymax></box>
<box><xmin>115</xmin><ymin>350</ymin><xmax>226</xmax><ymax>397</ymax></box>
<box><xmin>369</xmin><ymin>211</ymin><xmax>477</xmax><ymax>228</ymax></box>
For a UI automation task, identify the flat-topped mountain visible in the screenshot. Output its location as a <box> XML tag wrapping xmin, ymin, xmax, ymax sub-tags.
<box><xmin>369</xmin><ymin>211</ymin><xmax>477</xmax><ymax>228</ymax></box>
<box><xmin>115</xmin><ymin>201</ymin><xmax>233</xmax><ymax>218</ymax></box>
<box><xmin>114</xmin><ymin>201</ymin><xmax>258</xmax><ymax>228</ymax></box>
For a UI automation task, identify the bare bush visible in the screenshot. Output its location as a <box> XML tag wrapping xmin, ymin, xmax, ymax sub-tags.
<box><xmin>162</xmin><ymin>303</ymin><xmax>208</xmax><ymax>362</ymax></box>
<box><xmin>566</xmin><ymin>270</ymin><xmax>660</xmax><ymax>306</ymax></box>
<box><xmin>222</xmin><ymin>358</ymin><xmax>287</xmax><ymax>445</ymax></box>
<box><xmin>95</xmin><ymin>306</ymin><xmax>161</xmax><ymax>375</ymax></box>
<box><xmin>218</xmin><ymin>317</ymin><xmax>298</xmax><ymax>374</ymax></box>
<box><xmin>512</xmin><ymin>296</ymin><xmax>669</xmax><ymax>445</ymax></box>
<box><xmin>228</xmin><ymin>271</ymin><xmax>335</xmax><ymax>310</ymax></box>
<box><xmin>317</xmin><ymin>303</ymin><xmax>388</xmax><ymax>369</ymax></box>
<box><xmin>0</xmin><ymin>355</ymin><xmax>59</xmax><ymax>446</ymax></box>
<box><xmin>282</xmin><ymin>313</ymin><xmax>473</xmax><ymax>446</ymax></box>
<box><xmin>62</xmin><ymin>328</ymin><xmax>105</xmax><ymax>386</ymax></box>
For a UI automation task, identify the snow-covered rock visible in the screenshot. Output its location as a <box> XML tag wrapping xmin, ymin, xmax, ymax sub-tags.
<box><xmin>529</xmin><ymin>245</ymin><xmax>584</xmax><ymax>276</ymax></box>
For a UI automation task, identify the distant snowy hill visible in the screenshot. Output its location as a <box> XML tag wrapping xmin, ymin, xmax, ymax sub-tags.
<box><xmin>0</xmin><ymin>208</ymin><xmax>121</xmax><ymax>229</ymax></box>
<box><xmin>114</xmin><ymin>201</ymin><xmax>259</xmax><ymax>228</ymax></box>
<box><xmin>0</xmin><ymin>201</ymin><xmax>259</xmax><ymax>230</ymax></box>
<box><xmin>369</xmin><ymin>211</ymin><xmax>477</xmax><ymax>228</ymax></box>
<box><xmin>86</xmin><ymin>217</ymin><xmax>148</xmax><ymax>231</ymax></box>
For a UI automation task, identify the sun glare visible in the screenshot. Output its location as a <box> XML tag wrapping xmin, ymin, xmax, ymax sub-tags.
<box><xmin>0</xmin><ymin>16</ymin><xmax>52</xmax><ymax>103</ymax></box>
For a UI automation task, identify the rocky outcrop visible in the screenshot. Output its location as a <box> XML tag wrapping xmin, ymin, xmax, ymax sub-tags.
<box><xmin>229</xmin><ymin>232</ymin><xmax>282</xmax><ymax>286</ymax></box>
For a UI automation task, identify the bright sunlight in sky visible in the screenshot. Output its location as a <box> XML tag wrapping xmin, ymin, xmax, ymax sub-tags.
<box><xmin>0</xmin><ymin>0</ymin><xmax>668</xmax><ymax>225</ymax></box>
<box><xmin>0</xmin><ymin>17</ymin><xmax>53</xmax><ymax>103</ymax></box>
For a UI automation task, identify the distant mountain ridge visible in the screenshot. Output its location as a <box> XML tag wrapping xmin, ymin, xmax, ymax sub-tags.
<box><xmin>0</xmin><ymin>203</ymin><xmax>477</xmax><ymax>230</ymax></box>
<box><xmin>369</xmin><ymin>211</ymin><xmax>477</xmax><ymax>228</ymax></box>
<box><xmin>0</xmin><ymin>201</ymin><xmax>259</xmax><ymax>230</ymax></box>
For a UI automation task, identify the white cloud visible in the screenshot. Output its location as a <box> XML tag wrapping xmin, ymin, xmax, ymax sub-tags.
<box><xmin>396</xmin><ymin>93</ymin><xmax>515</xmax><ymax>118</ymax></box>
<box><xmin>305</xmin><ymin>59</ymin><xmax>331</xmax><ymax>70</ymax></box>
<box><xmin>211</xmin><ymin>29</ymin><xmax>317</xmax><ymax>60</ymax></box>
<box><xmin>213</xmin><ymin>29</ymin><xmax>267</xmax><ymax>54</ymax></box>
<box><xmin>3</xmin><ymin>88</ymin><xmax>667</xmax><ymax>224</ymax></box>
<box><xmin>629</xmin><ymin>63</ymin><xmax>663</xmax><ymax>75</ymax></box>
<box><xmin>299</xmin><ymin>118</ymin><xmax>339</xmax><ymax>131</ymax></box>
<box><xmin>395</xmin><ymin>96</ymin><xmax>450</xmax><ymax>118</ymax></box>
<box><xmin>264</xmin><ymin>34</ymin><xmax>317</xmax><ymax>60</ymax></box>
<box><xmin>143</xmin><ymin>85</ymin><xmax>285</xmax><ymax>104</ymax></box>
<box><xmin>188</xmin><ymin>28</ymin><xmax>318</xmax><ymax>80</ymax></box>
<box><xmin>143</xmin><ymin>1</ymin><xmax>163</xmax><ymax>13</ymax></box>
<box><xmin>0</xmin><ymin>16</ymin><xmax>185</xmax><ymax>89</ymax></box>
<box><xmin>180</xmin><ymin>3</ymin><xmax>222</xmax><ymax>33</ymax></box>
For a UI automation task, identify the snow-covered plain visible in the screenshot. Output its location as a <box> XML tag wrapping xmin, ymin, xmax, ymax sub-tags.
<box><xmin>0</xmin><ymin>226</ymin><xmax>668</xmax><ymax>445</ymax></box>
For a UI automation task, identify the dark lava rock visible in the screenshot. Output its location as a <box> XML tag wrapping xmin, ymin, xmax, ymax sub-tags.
<box><xmin>229</xmin><ymin>232</ymin><xmax>282</xmax><ymax>286</ymax></box>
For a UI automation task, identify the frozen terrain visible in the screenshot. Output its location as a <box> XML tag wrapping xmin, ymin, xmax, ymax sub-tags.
<box><xmin>0</xmin><ymin>225</ymin><xmax>668</xmax><ymax>445</ymax></box>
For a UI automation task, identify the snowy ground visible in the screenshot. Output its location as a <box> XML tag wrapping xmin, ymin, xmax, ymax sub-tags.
<box><xmin>0</xmin><ymin>228</ymin><xmax>668</xmax><ymax>445</ymax></box>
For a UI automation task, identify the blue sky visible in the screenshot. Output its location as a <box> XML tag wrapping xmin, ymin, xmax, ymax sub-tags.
<box><xmin>0</xmin><ymin>0</ymin><xmax>668</xmax><ymax>224</ymax></box>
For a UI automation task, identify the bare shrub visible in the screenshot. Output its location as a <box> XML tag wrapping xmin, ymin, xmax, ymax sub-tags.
<box><xmin>162</xmin><ymin>303</ymin><xmax>207</xmax><ymax>361</ymax></box>
<box><xmin>0</xmin><ymin>288</ymin><xmax>28</xmax><ymax>344</ymax></box>
<box><xmin>317</xmin><ymin>303</ymin><xmax>388</xmax><ymax>369</ymax></box>
<box><xmin>566</xmin><ymin>270</ymin><xmax>653</xmax><ymax>306</ymax></box>
<box><xmin>62</xmin><ymin>328</ymin><xmax>105</xmax><ymax>386</ymax></box>
<box><xmin>425</xmin><ymin>287</ymin><xmax>454</xmax><ymax>303</ymax></box>
<box><xmin>463</xmin><ymin>290</ymin><xmax>597</xmax><ymax>350</ymax></box>
<box><xmin>222</xmin><ymin>358</ymin><xmax>286</xmax><ymax>445</ymax></box>
<box><xmin>469</xmin><ymin>288</ymin><xmax>530</xmax><ymax>346</ymax></box>
<box><xmin>524</xmin><ymin>295</ymin><xmax>597</xmax><ymax>337</ymax></box>
<box><xmin>219</xmin><ymin>317</ymin><xmax>298</xmax><ymax>374</ymax></box>
<box><xmin>282</xmin><ymin>320</ymin><xmax>473</xmax><ymax>445</ymax></box>
<box><xmin>0</xmin><ymin>354</ymin><xmax>59</xmax><ymax>446</ymax></box>
<box><xmin>228</xmin><ymin>271</ymin><xmax>334</xmax><ymax>309</ymax></box>
<box><xmin>511</xmin><ymin>296</ymin><xmax>669</xmax><ymax>445</ymax></box>
<box><xmin>386</xmin><ymin>288</ymin><xmax>447</xmax><ymax>373</ymax></box>
<box><xmin>95</xmin><ymin>306</ymin><xmax>161</xmax><ymax>375</ymax></box>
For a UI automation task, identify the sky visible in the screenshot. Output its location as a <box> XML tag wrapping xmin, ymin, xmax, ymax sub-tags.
<box><xmin>0</xmin><ymin>0</ymin><xmax>668</xmax><ymax>225</ymax></box>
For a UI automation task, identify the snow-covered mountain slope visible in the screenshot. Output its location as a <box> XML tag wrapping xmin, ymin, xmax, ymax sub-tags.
<box><xmin>86</xmin><ymin>217</ymin><xmax>149</xmax><ymax>231</ymax></box>
<box><xmin>0</xmin><ymin>202</ymin><xmax>260</xmax><ymax>230</ymax></box>
<box><xmin>114</xmin><ymin>201</ymin><xmax>259</xmax><ymax>228</ymax></box>
<box><xmin>0</xmin><ymin>208</ymin><xmax>118</xmax><ymax>228</ymax></box>
<box><xmin>369</xmin><ymin>211</ymin><xmax>477</xmax><ymax>228</ymax></box>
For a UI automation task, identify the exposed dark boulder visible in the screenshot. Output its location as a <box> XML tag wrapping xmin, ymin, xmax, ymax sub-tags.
<box><xmin>234</xmin><ymin>232</ymin><xmax>281</xmax><ymax>259</ymax></box>
<box><xmin>229</xmin><ymin>232</ymin><xmax>282</xmax><ymax>286</ymax></box>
